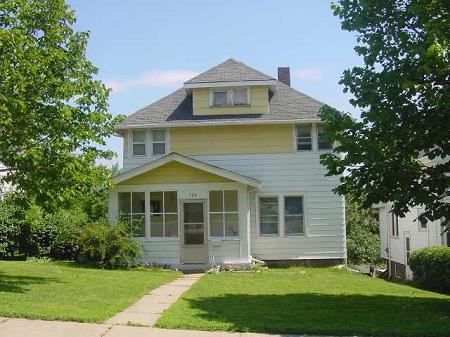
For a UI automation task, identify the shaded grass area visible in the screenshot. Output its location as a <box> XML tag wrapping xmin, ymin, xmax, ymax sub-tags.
<box><xmin>156</xmin><ymin>267</ymin><xmax>450</xmax><ymax>337</ymax></box>
<box><xmin>0</xmin><ymin>261</ymin><xmax>180</xmax><ymax>322</ymax></box>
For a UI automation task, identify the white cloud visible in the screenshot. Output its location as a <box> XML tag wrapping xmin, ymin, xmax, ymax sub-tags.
<box><xmin>106</xmin><ymin>69</ymin><xmax>199</xmax><ymax>94</ymax></box>
<box><xmin>296</xmin><ymin>67</ymin><xmax>322</xmax><ymax>81</ymax></box>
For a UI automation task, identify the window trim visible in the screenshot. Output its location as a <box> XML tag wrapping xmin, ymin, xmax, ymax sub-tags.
<box><xmin>210</xmin><ymin>88</ymin><xmax>251</xmax><ymax>107</ymax></box>
<box><xmin>118</xmin><ymin>192</ymin><xmax>146</xmax><ymax>238</ymax></box>
<box><xmin>283</xmin><ymin>195</ymin><xmax>305</xmax><ymax>236</ymax></box>
<box><xmin>132</xmin><ymin>129</ymin><xmax>147</xmax><ymax>157</ymax></box>
<box><xmin>208</xmin><ymin>190</ymin><xmax>239</xmax><ymax>238</ymax></box>
<box><xmin>295</xmin><ymin>123</ymin><xmax>313</xmax><ymax>152</ymax></box>
<box><xmin>149</xmin><ymin>190</ymin><xmax>179</xmax><ymax>238</ymax></box>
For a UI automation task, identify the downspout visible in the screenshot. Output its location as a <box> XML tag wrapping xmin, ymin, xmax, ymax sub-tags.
<box><xmin>247</xmin><ymin>187</ymin><xmax>259</xmax><ymax>264</ymax></box>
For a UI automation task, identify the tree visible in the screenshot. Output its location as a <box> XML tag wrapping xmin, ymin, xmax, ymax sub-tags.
<box><xmin>320</xmin><ymin>0</ymin><xmax>449</xmax><ymax>224</ymax></box>
<box><xmin>0</xmin><ymin>0</ymin><xmax>122</xmax><ymax>210</ymax></box>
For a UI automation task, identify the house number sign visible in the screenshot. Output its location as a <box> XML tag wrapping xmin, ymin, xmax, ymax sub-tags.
<box><xmin>188</xmin><ymin>192</ymin><xmax>198</xmax><ymax>198</ymax></box>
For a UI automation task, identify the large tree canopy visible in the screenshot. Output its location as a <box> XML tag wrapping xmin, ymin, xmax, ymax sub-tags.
<box><xmin>320</xmin><ymin>0</ymin><xmax>449</xmax><ymax>224</ymax></box>
<box><xmin>0</xmin><ymin>0</ymin><xmax>121</xmax><ymax>209</ymax></box>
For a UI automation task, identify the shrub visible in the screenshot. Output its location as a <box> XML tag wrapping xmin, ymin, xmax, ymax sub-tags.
<box><xmin>77</xmin><ymin>221</ymin><xmax>141</xmax><ymax>269</ymax></box>
<box><xmin>409</xmin><ymin>246</ymin><xmax>450</xmax><ymax>294</ymax></box>
<box><xmin>0</xmin><ymin>201</ymin><xmax>25</xmax><ymax>259</ymax></box>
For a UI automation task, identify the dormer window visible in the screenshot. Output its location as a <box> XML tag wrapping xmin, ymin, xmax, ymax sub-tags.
<box><xmin>211</xmin><ymin>88</ymin><xmax>250</xmax><ymax>107</ymax></box>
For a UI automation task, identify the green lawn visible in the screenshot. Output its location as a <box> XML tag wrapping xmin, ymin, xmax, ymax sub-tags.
<box><xmin>0</xmin><ymin>261</ymin><xmax>180</xmax><ymax>323</ymax></box>
<box><xmin>156</xmin><ymin>267</ymin><xmax>450</xmax><ymax>337</ymax></box>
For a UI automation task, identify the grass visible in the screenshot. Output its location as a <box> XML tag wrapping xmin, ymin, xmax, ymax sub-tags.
<box><xmin>0</xmin><ymin>261</ymin><xmax>180</xmax><ymax>323</ymax></box>
<box><xmin>156</xmin><ymin>267</ymin><xmax>450</xmax><ymax>337</ymax></box>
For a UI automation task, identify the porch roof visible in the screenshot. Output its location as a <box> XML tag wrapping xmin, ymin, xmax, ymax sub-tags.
<box><xmin>112</xmin><ymin>152</ymin><xmax>261</xmax><ymax>188</ymax></box>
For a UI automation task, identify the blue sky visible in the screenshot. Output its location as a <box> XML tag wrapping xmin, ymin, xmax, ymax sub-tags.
<box><xmin>68</xmin><ymin>0</ymin><xmax>361</xmax><ymax>167</ymax></box>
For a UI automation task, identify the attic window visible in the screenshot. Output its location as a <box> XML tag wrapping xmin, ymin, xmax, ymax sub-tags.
<box><xmin>211</xmin><ymin>88</ymin><xmax>250</xmax><ymax>107</ymax></box>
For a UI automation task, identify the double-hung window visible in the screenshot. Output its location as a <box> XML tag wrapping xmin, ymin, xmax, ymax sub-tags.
<box><xmin>259</xmin><ymin>196</ymin><xmax>279</xmax><ymax>235</ymax></box>
<box><xmin>212</xmin><ymin>88</ymin><xmax>249</xmax><ymax>106</ymax></box>
<box><xmin>152</xmin><ymin>129</ymin><xmax>166</xmax><ymax>156</ymax></box>
<box><xmin>132</xmin><ymin>130</ymin><xmax>146</xmax><ymax>156</ymax></box>
<box><xmin>284</xmin><ymin>196</ymin><xmax>304</xmax><ymax>235</ymax></box>
<box><xmin>317</xmin><ymin>125</ymin><xmax>332</xmax><ymax>150</ymax></box>
<box><xmin>118</xmin><ymin>192</ymin><xmax>145</xmax><ymax>237</ymax></box>
<box><xmin>405</xmin><ymin>235</ymin><xmax>411</xmax><ymax>265</ymax></box>
<box><xmin>209</xmin><ymin>190</ymin><xmax>239</xmax><ymax>237</ymax></box>
<box><xmin>391</xmin><ymin>212</ymin><xmax>399</xmax><ymax>237</ymax></box>
<box><xmin>296</xmin><ymin>124</ymin><xmax>312</xmax><ymax>151</ymax></box>
<box><xmin>150</xmin><ymin>191</ymin><xmax>178</xmax><ymax>237</ymax></box>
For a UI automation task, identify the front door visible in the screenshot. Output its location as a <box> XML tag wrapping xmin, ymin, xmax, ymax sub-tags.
<box><xmin>181</xmin><ymin>201</ymin><xmax>207</xmax><ymax>264</ymax></box>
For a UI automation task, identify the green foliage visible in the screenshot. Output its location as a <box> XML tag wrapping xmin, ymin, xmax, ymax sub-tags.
<box><xmin>0</xmin><ymin>0</ymin><xmax>123</xmax><ymax>211</ymax></box>
<box><xmin>78</xmin><ymin>221</ymin><xmax>141</xmax><ymax>269</ymax></box>
<box><xmin>346</xmin><ymin>195</ymin><xmax>381</xmax><ymax>265</ymax></box>
<box><xmin>0</xmin><ymin>199</ymin><xmax>24</xmax><ymax>259</ymax></box>
<box><xmin>409</xmin><ymin>247</ymin><xmax>450</xmax><ymax>294</ymax></box>
<box><xmin>320</xmin><ymin>1</ymin><xmax>450</xmax><ymax>224</ymax></box>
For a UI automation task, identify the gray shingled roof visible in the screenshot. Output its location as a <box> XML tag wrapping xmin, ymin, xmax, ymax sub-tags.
<box><xmin>184</xmin><ymin>58</ymin><xmax>274</xmax><ymax>84</ymax></box>
<box><xmin>117</xmin><ymin>59</ymin><xmax>325</xmax><ymax>129</ymax></box>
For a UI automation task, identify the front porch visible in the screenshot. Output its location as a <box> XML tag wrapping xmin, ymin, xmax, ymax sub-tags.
<box><xmin>109</xmin><ymin>153</ymin><xmax>260</xmax><ymax>269</ymax></box>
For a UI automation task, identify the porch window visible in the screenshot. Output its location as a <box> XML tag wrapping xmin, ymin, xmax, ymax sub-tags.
<box><xmin>317</xmin><ymin>125</ymin><xmax>332</xmax><ymax>150</ymax></box>
<box><xmin>284</xmin><ymin>196</ymin><xmax>304</xmax><ymax>235</ymax></box>
<box><xmin>152</xmin><ymin>129</ymin><xmax>166</xmax><ymax>156</ymax></box>
<box><xmin>259</xmin><ymin>196</ymin><xmax>279</xmax><ymax>235</ymax></box>
<box><xmin>209</xmin><ymin>190</ymin><xmax>239</xmax><ymax>237</ymax></box>
<box><xmin>132</xmin><ymin>130</ymin><xmax>146</xmax><ymax>156</ymax></box>
<box><xmin>118</xmin><ymin>192</ymin><xmax>145</xmax><ymax>237</ymax></box>
<box><xmin>150</xmin><ymin>191</ymin><xmax>178</xmax><ymax>237</ymax></box>
<box><xmin>296</xmin><ymin>124</ymin><xmax>312</xmax><ymax>151</ymax></box>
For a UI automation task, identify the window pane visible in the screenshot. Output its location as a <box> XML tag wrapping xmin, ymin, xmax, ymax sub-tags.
<box><xmin>233</xmin><ymin>89</ymin><xmax>248</xmax><ymax>105</ymax></box>
<box><xmin>150</xmin><ymin>192</ymin><xmax>163</xmax><ymax>213</ymax></box>
<box><xmin>224</xmin><ymin>190</ymin><xmax>238</xmax><ymax>212</ymax></box>
<box><xmin>318</xmin><ymin>126</ymin><xmax>332</xmax><ymax>150</ymax></box>
<box><xmin>285</xmin><ymin>215</ymin><xmax>304</xmax><ymax>235</ymax></box>
<box><xmin>209</xmin><ymin>191</ymin><xmax>223</xmax><ymax>212</ymax></box>
<box><xmin>165</xmin><ymin>214</ymin><xmax>178</xmax><ymax>237</ymax></box>
<box><xmin>152</xmin><ymin>129</ymin><xmax>165</xmax><ymax>142</ymax></box>
<box><xmin>153</xmin><ymin>143</ymin><xmax>165</xmax><ymax>155</ymax></box>
<box><xmin>184</xmin><ymin>203</ymin><xmax>204</xmax><ymax>223</ymax></box>
<box><xmin>260</xmin><ymin>218</ymin><xmax>278</xmax><ymax>235</ymax></box>
<box><xmin>118</xmin><ymin>192</ymin><xmax>131</xmax><ymax>214</ymax></box>
<box><xmin>133</xmin><ymin>130</ymin><xmax>146</xmax><ymax>142</ymax></box>
<box><xmin>164</xmin><ymin>191</ymin><xmax>177</xmax><ymax>213</ymax></box>
<box><xmin>133</xmin><ymin>143</ymin><xmax>145</xmax><ymax>156</ymax></box>
<box><xmin>297</xmin><ymin>124</ymin><xmax>311</xmax><ymax>137</ymax></box>
<box><xmin>150</xmin><ymin>214</ymin><xmax>163</xmax><ymax>237</ymax></box>
<box><xmin>184</xmin><ymin>223</ymin><xmax>204</xmax><ymax>244</ymax></box>
<box><xmin>260</xmin><ymin>197</ymin><xmax>278</xmax><ymax>215</ymax></box>
<box><xmin>225</xmin><ymin>213</ymin><xmax>239</xmax><ymax>236</ymax></box>
<box><xmin>213</xmin><ymin>92</ymin><xmax>226</xmax><ymax>106</ymax></box>
<box><xmin>285</xmin><ymin>196</ymin><xmax>303</xmax><ymax>215</ymax></box>
<box><xmin>132</xmin><ymin>192</ymin><xmax>145</xmax><ymax>213</ymax></box>
<box><xmin>210</xmin><ymin>214</ymin><xmax>223</xmax><ymax>237</ymax></box>
<box><xmin>131</xmin><ymin>215</ymin><xmax>145</xmax><ymax>237</ymax></box>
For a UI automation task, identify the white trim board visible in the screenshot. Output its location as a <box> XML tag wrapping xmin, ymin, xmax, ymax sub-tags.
<box><xmin>112</xmin><ymin>152</ymin><xmax>261</xmax><ymax>188</ymax></box>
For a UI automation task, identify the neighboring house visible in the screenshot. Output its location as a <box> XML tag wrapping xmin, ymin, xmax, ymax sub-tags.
<box><xmin>109</xmin><ymin>59</ymin><xmax>346</xmax><ymax>269</ymax></box>
<box><xmin>377</xmin><ymin>157</ymin><xmax>449</xmax><ymax>280</ymax></box>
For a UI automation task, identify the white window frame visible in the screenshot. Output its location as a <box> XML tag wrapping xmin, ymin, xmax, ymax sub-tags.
<box><xmin>118</xmin><ymin>192</ymin><xmax>146</xmax><ymax>238</ymax></box>
<box><xmin>132</xmin><ymin>129</ymin><xmax>146</xmax><ymax>157</ymax></box>
<box><xmin>391</xmin><ymin>212</ymin><xmax>399</xmax><ymax>238</ymax></box>
<box><xmin>283</xmin><ymin>195</ymin><xmax>305</xmax><ymax>236</ymax></box>
<box><xmin>151</xmin><ymin>129</ymin><xmax>167</xmax><ymax>157</ymax></box>
<box><xmin>210</xmin><ymin>88</ymin><xmax>250</xmax><ymax>107</ymax></box>
<box><xmin>295</xmin><ymin>123</ymin><xmax>313</xmax><ymax>151</ymax></box>
<box><xmin>256</xmin><ymin>193</ymin><xmax>308</xmax><ymax>237</ymax></box>
<box><xmin>149</xmin><ymin>190</ymin><xmax>178</xmax><ymax>238</ymax></box>
<box><xmin>208</xmin><ymin>190</ymin><xmax>239</xmax><ymax>238</ymax></box>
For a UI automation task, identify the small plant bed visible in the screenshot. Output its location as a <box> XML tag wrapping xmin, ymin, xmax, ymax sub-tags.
<box><xmin>156</xmin><ymin>267</ymin><xmax>450</xmax><ymax>337</ymax></box>
<box><xmin>0</xmin><ymin>261</ymin><xmax>180</xmax><ymax>323</ymax></box>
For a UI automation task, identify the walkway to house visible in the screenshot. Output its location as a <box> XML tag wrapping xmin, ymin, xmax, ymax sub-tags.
<box><xmin>106</xmin><ymin>273</ymin><xmax>203</xmax><ymax>326</ymax></box>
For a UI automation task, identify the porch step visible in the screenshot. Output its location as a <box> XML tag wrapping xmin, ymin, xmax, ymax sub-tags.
<box><xmin>179</xmin><ymin>263</ymin><xmax>207</xmax><ymax>273</ymax></box>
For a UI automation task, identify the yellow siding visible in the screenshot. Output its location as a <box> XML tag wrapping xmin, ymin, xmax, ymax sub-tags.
<box><xmin>193</xmin><ymin>86</ymin><xmax>268</xmax><ymax>115</ymax></box>
<box><xmin>171</xmin><ymin>125</ymin><xmax>293</xmax><ymax>155</ymax></box>
<box><xmin>119</xmin><ymin>161</ymin><xmax>232</xmax><ymax>185</ymax></box>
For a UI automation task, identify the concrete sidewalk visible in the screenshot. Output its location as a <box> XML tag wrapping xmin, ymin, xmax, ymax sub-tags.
<box><xmin>0</xmin><ymin>317</ymin><xmax>336</xmax><ymax>337</ymax></box>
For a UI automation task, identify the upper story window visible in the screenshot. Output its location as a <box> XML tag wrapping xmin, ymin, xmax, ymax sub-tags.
<box><xmin>152</xmin><ymin>129</ymin><xmax>166</xmax><ymax>156</ymax></box>
<box><xmin>317</xmin><ymin>125</ymin><xmax>332</xmax><ymax>150</ymax></box>
<box><xmin>296</xmin><ymin>124</ymin><xmax>312</xmax><ymax>151</ymax></box>
<box><xmin>132</xmin><ymin>130</ymin><xmax>146</xmax><ymax>156</ymax></box>
<box><xmin>131</xmin><ymin>129</ymin><xmax>167</xmax><ymax>157</ymax></box>
<box><xmin>211</xmin><ymin>88</ymin><xmax>250</xmax><ymax>107</ymax></box>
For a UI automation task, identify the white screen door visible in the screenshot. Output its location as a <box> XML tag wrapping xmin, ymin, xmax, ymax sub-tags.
<box><xmin>181</xmin><ymin>201</ymin><xmax>207</xmax><ymax>264</ymax></box>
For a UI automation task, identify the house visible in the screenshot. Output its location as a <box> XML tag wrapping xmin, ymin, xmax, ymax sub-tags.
<box><xmin>377</xmin><ymin>157</ymin><xmax>449</xmax><ymax>280</ymax></box>
<box><xmin>109</xmin><ymin>59</ymin><xmax>346</xmax><ymax>269</ymax></box>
